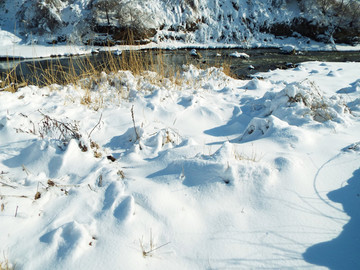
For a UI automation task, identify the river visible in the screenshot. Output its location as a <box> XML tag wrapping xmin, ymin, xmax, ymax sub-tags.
<box><xmin>1</xmin><ymin>48</ymin><xmax>359</xmax><ymax>86</ymax></box>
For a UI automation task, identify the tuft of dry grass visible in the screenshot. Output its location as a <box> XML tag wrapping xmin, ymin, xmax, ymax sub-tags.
<box><xmin>0</xmin><ymin>63</ymin><xmax>27</xmax><ymax>93</ymax></box>
<box><xmin>0</xmin><ymin>257</ymin><xmax>14</xmax><ymax>270</ymax></box>
<box><xmin>233</xmin><ymin>145</ymin><xmax>262</xmax><ymax>162</ymax></box>
<box><xmin>139</xmin><ymin>229</ymin><xmax>170</xmax><ymax>258</ymax></box>
<box><xmin>288</xmin><ymin>80</ymin><xmax>335</xmax><ymax>122</ymax></box>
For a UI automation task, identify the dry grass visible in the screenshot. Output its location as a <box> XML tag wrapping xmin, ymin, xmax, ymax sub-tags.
<box><xmin>0</xmin><ymin>257</ymin><xmax>14</xmax><ymax>270</ymax></box>
<box><xmin>139</xmin><ymin>229</ymin><xmax>170</xmax><ymax>258</ymax></box>
<box><xmin>1</xmin><ymin>33</ymin><xmax>235</xmax><ymax>103</ymax></box>
<box><xmin>1</xmin><ymin>47</ymin><xmax>185</xmax><ymax>95</ymax></box>
<box><xmin>233</xmin><ymin>145</ymin><xmax>262</xmax><ymax>162</ymax></box>
<box><xmin>0</xmin><ymin>62</ymin><xmax>26</xmax><ymax>93</ymax></box>
<box><xmin>288</xmin><ymin>80</ymin><xmax>335</xmax><ymax>122</ymax></box>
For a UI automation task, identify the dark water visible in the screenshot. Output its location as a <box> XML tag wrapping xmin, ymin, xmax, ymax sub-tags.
<box><xmin>179</xmin><ymin>48</ymin><xmax>360</xmax><ymax>79</ymax></box>
<box><xmin>1</xmin><ymin>48</ymin><xmax>359</xmax><ymax>86</ymax></box>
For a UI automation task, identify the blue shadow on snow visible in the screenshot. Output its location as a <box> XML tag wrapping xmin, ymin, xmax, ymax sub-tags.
<box><xmin>303</xmin><ymin>168</ymin><xmax>360</xmax><ymax>269</ymax></box>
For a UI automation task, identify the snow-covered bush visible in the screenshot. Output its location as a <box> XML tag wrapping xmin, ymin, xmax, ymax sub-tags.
<box><xmin>283</xmin><ymin>80</ymin><xmax>350</xmax><ymax>123</ymax></box>
<box><xmin>243</xmin><ymin>79</ymin><xmax>351</xmax><ymax>126</ymax></box>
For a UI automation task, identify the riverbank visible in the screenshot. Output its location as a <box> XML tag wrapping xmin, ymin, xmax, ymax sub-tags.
<box><xmin>1</xmin><ymin>27</ymin><xmax>360</xmax><ymax>60</ymax></box>
<box><xmin>1</xmin><ymin>61</ymin><xmax>359</xmax><ymax>269</ymax></box>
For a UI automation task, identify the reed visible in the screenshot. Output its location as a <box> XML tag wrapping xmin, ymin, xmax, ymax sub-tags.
<box><xmin>0</xmin><ymin>31</ymin><xmax>233</xmax><ymax>94</ymax></box>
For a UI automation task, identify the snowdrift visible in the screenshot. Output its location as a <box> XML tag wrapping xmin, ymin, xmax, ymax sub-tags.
<box><xmin>0</xmin><ymin>62</ymin><xmax>360</xmax><ymax>269</ymax></box>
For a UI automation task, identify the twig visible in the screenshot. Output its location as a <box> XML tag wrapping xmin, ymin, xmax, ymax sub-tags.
<box><xmin>2</xmin><ymin>195</ymin><xmax>29</xmax><ymax>199</ymax></box>
<box><xmin>88</xmin><ymin>113</ymin><xmax>103</xmax><ymax>138</ymax></box>
<box><xmin>131</xmin><ymin>105</ymin><xmax>140</xmax><ymax>141</ymax></box>
<box><xmin>38</xmin><ymin>109</ymin><xmax>81</xmax><ymax>141</ymax></box>
<box><xmin>15</xmin><ymin>206</ymin><xmax>18</xmax><ymax>217</ymax></box>
<box><xmin>98</xmin><ymin>174</ymin><xmax>103</xmax><ymax>187</ymax></box>
<box><xmin>22</xmin><ymin>164</ymin><xmax>30</xmax><ymax>176</ymax></box>
<box><xmin>53</xmin><ymin>184</ymin><xmax>80</xmax><ymax>188</ymax></box>
<box><xmin>0</xmin><ymin>83</ymin><xmax>14</xmax><ymax>91</ymax></box>
<box><xmin>0</xmin><ymin>181</ymin><xmax>16</xmax><ymax>189</ymax></box>
<box><xmin>139</xmin><ymin>228</ymin><xmax>170</xmax><ymax>257</ymax></box>
<box><xmin>143</xmin><ymin>241</ymin><xmax>171</xmax><ymax>256</ymax></box>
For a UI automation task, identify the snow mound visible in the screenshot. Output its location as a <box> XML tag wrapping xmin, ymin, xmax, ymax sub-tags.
<box><xmin>0</xmin><ymin>30</ymin><xmax>21</xmax><ymax>46</ymax></box>
<box><xmin>239</xmin><ymin>115</ymin><xmax>301</xmax><ymax>145</ymax></box>
<box><xmin>337</xmin><ymin>79</ymin><xmax>360</xmax><ymax>94</ymax></box>
<box><xmin>229</xmin><ymin>51</ymin><xmax>250</xmax><ymax>59</ymax></box>
<box><xmin>149</xmin><ymin>141</ymin><xmax>272</xmax><ymax>188</ymax></box>
<box><xmin>243</xmin><ymin>80</ymin><xmax>352</xmax><ymax>126</ymax></box>
<box><xmin>138</xmin><ymin>127</ymin><xmax>184</xmax><ymax>157</ymax></box>
<box><xmin>1</xmin><ymin>62</ymin><xmax>360</xmax><ymax>269</ymax></box>
<box><xmin>280</xmin><ymin>45</ymin><xmax>296</xmax><ymax>54</ymax></box>
<box><xmin>343</xmin><ymin>141</ymin><xmax>360</xmax><ymax>152</ymax></box>
<box><xmin>241</xmin><ymin>78</ymin><xmax>272</xmax><ymax>90</ymax></box>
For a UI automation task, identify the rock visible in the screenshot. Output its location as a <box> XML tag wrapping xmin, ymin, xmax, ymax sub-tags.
<box><xmin>190</xmin><ymin>49</ymin><xmax>198</xmax><ymax>56</ymax></box>
<box><xmin>91</xmin><ymin>49</ymin><xmax>100</xmax><ymax>54</ymax></box>
<box><xmin>113</xmin><ymin>49</ymin><xmax>122</xmax><ymax>56</ymax></box>
<box><xmin>190</xmin><ymin>49</ymin><xmax>202</xmax><ymax>58</ymax></box>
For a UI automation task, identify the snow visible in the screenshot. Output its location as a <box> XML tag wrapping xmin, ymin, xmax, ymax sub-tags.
<box><xmin>0</xmin><ymin>30</ymin><xmax>92</xmax><ymax>58</ymax></box>
<box><xmin>280</xmin><ymin>44</ymin><xmax>296</xmax><ymax>53</ymax></box>
<box><xmin>1</xmin><ymin>62</ymin><xmax>360</xmax><ymax>269</ymax></box>
<box><xmin>1</xmin><ymin>0</ymin><xmax>359</xmax><ymax>267</ymax></box>
<box><xmin>0</xmin><ymin>30</ymin><xmax>21</xmax><ymax>47</ymax></box>
<box><xmin>189</xmin><ymin>49</ymin><xmax>198</xmax><ymax>56</ymax></box>
<box><xmin>229</xmin><ymin>51</ymin><xmax>250</xmax><ymax>59</ymax></box>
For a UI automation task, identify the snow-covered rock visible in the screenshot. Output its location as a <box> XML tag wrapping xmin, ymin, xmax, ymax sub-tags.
<box><xmin>229</xmin><ymin>51</ymin><xmax>250</xmax><ymax>59</ymax></box>
<box><xmin>281</xmin><ymin>45</ymin><xmax>296</xmax><ymax>54</ymax></box>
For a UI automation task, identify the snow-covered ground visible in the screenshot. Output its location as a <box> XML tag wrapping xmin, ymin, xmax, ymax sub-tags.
<box><xmin>1</xmin><ymin>30</ymin><xmax>360</xmax><ymax>60</ymax></box>
<box><xmin>1</xmin><ymin>61</ymin><xmax>359</xmax><ymax>269</ymax></box>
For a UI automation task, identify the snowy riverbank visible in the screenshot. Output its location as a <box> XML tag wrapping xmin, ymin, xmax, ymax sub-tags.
<box><xmin>1</xmin><ymin>61</ymin><xmax>359</xmax><ymax>269</ymax></box>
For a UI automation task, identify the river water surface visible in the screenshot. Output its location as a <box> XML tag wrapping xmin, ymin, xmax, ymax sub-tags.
<box><xmin>1</xmin><ymin>48</ymin><xmax>359</xmax><ymax>85</ymax></box>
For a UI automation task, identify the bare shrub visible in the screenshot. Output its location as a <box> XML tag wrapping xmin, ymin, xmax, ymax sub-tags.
<box><xmin>91</xmin><ymin>0</ymin><xmax>155</xmax><ymax>42</ymax></box>
<box><xmin>38</xmin><ymin>111</ymin><xmax>81</xmax><ymax>143</ymax></box>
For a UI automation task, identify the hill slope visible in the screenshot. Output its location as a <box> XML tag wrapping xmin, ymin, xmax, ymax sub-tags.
<box><xmin>0</xmin><ymin>0</ymin><xmax>359</xmax><ymax>46</ymax></box>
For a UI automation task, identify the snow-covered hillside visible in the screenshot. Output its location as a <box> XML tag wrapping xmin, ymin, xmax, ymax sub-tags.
<box><xmin>0</xmin><ymin>0</ymin><xmax>359</xmax><ymax>46</ymax></box>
